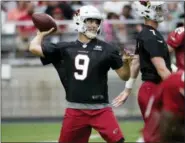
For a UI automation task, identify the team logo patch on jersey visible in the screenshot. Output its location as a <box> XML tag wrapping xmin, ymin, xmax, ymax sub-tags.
<box><xmin>113</xmin><ymin>128</ymin><xmax>119</xmax><ymax>134</ymax></box>
<box><xmin>93</xmin><ymin>45</ymin><xmax>102</xmax><ymax>51</ymax></box>
<box><xmin>157</xmin><ymin>40</ymin><xmax>163</xmax><ymax>43</ymax></box>
<box><xmin>92</xmin><ymin>95</ymin><xmax>104</xmax><ymax>100</ymax></box>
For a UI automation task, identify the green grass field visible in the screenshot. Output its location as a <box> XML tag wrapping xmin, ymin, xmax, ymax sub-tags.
<box><xmin>2</xmin><ymin>121</ymin><xmax>143</xmax><ymax>142</ymax></box>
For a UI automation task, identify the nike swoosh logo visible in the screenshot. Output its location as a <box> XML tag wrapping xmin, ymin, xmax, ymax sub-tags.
<box><xmin>157</xmin><ymin>40</ymin><xmax>163</xmax><ymax>43</ymax></box>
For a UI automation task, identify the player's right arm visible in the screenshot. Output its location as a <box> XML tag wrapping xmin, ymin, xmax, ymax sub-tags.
<box><xmin>29</xmin><ymin>28</ymin><xmax>55</xmax><ymax>57</ymax></box>
<box><xmin>151</xmin><ymin>57</ymin><xmax>171</xmax><ymax>80</ymax></box>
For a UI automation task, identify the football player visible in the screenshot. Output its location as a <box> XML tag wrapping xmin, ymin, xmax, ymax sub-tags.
<box><xmin>167</xmin><ymin>26</ymin><xmax>184</xmax><ymax>71</ymax></box>
<box><xmin>29</xmin><ymin>5</ymin><xmax>130</xmax><ymax>143</ymax></box>
<box><xmin>141</xmin><ymin>71</ymin><xmax>184</xmax><ymax>142</ymax></box>
<box><xmin>112</xmin><ymin>1</ymin><xmax>172</xmax><ymax>122</ymax></box>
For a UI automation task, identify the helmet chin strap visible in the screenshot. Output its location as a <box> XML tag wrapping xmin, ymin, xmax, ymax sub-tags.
<box><xmin>83</xmin><ymin>24</ymin><xmax>99</xmax><ymax>39</ymax></box>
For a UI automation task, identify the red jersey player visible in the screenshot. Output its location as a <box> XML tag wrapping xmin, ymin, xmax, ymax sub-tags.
<box><xmin>142</xmin><ymin>71</ymin><xmax>184</xmax><ymax>143</ymax></box>
<box><xmin>167</xmin><ymin>26</ymin><xmax>184</xmax><ymax>71</ymax></box>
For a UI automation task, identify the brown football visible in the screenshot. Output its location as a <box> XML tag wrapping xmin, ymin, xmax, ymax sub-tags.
<box><xmin>32</xmin><ymin>13</ymin><xmax>57</xmax><ymax>32</ymax></box>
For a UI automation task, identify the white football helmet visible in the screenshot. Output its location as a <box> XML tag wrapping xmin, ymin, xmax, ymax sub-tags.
<box><xmin>133</xmin><ymin>1</ymin><xmax>167</xmax><ymax>23</ymax></box>
<box><xmin>73</xmin><ymin>5</ymin><xmax>103</xmax><ymax>39</ymax></box>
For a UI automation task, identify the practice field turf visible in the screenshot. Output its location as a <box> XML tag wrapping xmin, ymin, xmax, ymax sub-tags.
<box><xmin>2</xmin><ymin>121</ymin><xmax>143</xmax><ymax>142</ymax></box>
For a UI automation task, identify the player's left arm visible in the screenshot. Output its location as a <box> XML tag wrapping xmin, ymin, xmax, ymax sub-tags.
<box><xmin>110</xmin><ymin>48</ymin><xmax>130</xmax><ymax>81</ymax></box>
<box><xmin>115</xmin><ymin>59</ymin><xmax>130</xmax><ymax>81</ymax></box>
<box><xmin>112</xmin><ymin>54</ymin><xmax>139</xmax><ymax>107</ymax></box>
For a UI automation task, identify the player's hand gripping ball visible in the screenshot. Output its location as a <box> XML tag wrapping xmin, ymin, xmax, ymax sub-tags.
<box><xmin>32</xmin><ymin>13</ymin><xmax>57</xmax><ymax>32</ymax></box>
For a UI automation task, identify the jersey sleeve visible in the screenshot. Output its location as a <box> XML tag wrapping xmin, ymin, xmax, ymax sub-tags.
<box><xmin>135</xmin><ymin>40</ymin><xmax>139</xmax><ymax>54</ymax></box>
<box><xmin>144</xmin><ymin>38</ymin><xmax>164</xmax><ymax>58</ymax></box>
<box><xmin>167</xmin><ymin>27</ymin><xmax>184</xmax><ymax>49</ymax></box>
<box><xmin>109</xmin><ymin>47</ymin><xmax>123</xmax><ymax>70</ymax></box>
<box><xmin>40</xmin><ymin>57</ymin><xmax>52</xmax><ymax>65</ymax></box>
<box><xmin>41</xmin><ymin>41</ymin><xmax>65</xmax><ymax>62</ymax></box>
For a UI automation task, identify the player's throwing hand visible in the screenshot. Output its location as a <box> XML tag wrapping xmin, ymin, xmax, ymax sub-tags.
<box><xmin>37</xmin><ymin>27</ymin><xmax>55</xmax><ymax>37</ymax></box>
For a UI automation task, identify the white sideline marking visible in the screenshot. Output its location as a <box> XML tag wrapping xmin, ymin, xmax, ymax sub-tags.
<box><xmin>43</xmin><ymin>134</ymin><xmax>100</xmax><ymax>142</ymax></box>
<box><xmin>90</xmin><ymin>134</ymin><xmax>100</xmax><ymax>139</ymax></box>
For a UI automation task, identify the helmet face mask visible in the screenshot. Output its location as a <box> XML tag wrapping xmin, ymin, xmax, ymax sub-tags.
<box><xmin>149</xmin><ymin>3</ymin><xmax>167</xmax><ymax>22</ymax></box>
<box><xmin>133</xmin><ymin>1</ymin><xmax>167</xmax><ymax>23</ymax></box>
<box><xmin>84</xmin><ymin>18</ymin><xmax>101</xmax><ymax>38</ymax></box>
<box><xmin>73</xmin><ymin>5</ymin><xmax>103</xmax><ymax>39</ymax></box>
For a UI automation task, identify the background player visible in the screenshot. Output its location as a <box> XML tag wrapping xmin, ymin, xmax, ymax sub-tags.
<box><xmin>141</xmin><ymin>71</ymin><xmax>184</xmax><ymax>143</ymax></box>
<box><xmin>167</xmin><ymin>26</ymin><xmax>184</xmax><ymax>71</ymax></box>
<box><xmin>112</xmin><ymin>1</ymin><xmax>172</xmax><ymax>122</ymax></box>
<box><xmin>29</xmin><ymin>5</ymin><xmax>130</xmax><ymax>143</ymax></box>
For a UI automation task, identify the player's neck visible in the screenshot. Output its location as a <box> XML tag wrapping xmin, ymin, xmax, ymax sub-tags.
<box><xmin>78</xmin><ymin>33</ymin><xmax>91</xmax><ymax>44</ymax></box>
<box><xmin>145</xmin><ymin>20</ymin><xmax>158</xmax><ymax>29</ymax></box>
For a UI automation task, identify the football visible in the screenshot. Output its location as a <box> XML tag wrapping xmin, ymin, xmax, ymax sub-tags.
<box><xmin>32</xmin><ymin>13</ymin><xmax>57</xmax><ymax>32</ymax></box>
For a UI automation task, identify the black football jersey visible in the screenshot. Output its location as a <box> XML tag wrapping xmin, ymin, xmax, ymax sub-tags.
<box><xmin>41</xmin><ymin>38</ymin><xmax>123</xmax><ymax>103</ymax></box>
<box><xmin>135</xmin><ymin>25</ymin><xmax>172</xmax><ymax>83</ymax></box>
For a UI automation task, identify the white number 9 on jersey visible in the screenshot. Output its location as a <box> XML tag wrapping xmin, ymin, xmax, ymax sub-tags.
<box><xmin>74</xmin><ymin>54</ymin><xmax>90</xmax><ymax>80</ymax></box>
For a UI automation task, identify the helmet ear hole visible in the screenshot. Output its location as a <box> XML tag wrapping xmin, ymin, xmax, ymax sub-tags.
<box><xmin>145</xmin><ymin>10</ymin><xmax>150</xmax><ymax>13</ymax></box>
<box><xmin>145</xmin><ymin>15</ymin><xmax>150</xmax><ymax>19</ymax></box>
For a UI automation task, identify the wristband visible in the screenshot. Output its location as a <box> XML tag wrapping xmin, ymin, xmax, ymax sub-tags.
<box><xmin>125</xmin><ymin>78</ymin><xmax>136</xmax><ymax>89</ymax></box>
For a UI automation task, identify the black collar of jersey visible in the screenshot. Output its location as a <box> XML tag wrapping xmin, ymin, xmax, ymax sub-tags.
<box><xmin>143</xmin><ymin>24</ymin><xmax>157</xmax><ymax>31</ymax></box>
<box><xmin>76</xmin><ymin>38</ymin><xmax>97</xmax><ymax>47</ymax></box>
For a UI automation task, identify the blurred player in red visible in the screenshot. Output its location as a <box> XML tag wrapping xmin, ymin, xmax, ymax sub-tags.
<box><xmin>167</xmin><ymin>26</ymin><xmax>184</xmax><ymax>71</ymax></box>
<box><xmin>141</xmin><ymin>70</ymin><xmax>184</xmax><ymax>143</ymax></box>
